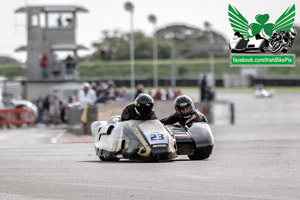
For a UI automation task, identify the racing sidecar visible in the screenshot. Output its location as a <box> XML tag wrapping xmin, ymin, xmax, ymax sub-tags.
<box><xmin>91</xmin><ymin>116</ymin><xmax>177</xmax><ymax>161</ymax></box>
<box><xmin>91</xmin><ymin>116</ymin><xmax>214</xmax><ymax>161</ymax></box>
<box><xmin>229</xmin><ymin>32</ymin><xmax>268</xmax><ymax>53</ymax></box>
<box><xmin>254</xmin><ymin>84</ymin><xmax>274</xmax><ymax>98</ymax></box>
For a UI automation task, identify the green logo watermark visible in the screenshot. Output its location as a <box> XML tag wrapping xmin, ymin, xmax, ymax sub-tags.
<box><xmin>228</xmin><ymin>4</ymin><xmax>297</xmax><ymax>66</ymax></box>
<box><xmin>230</xmin><ymin>54</ymin><xmax>295</xmax><ymax>67</ymax></box>
<box><xmin>228</xmin><ymin>4</ymin><xmax>295</xmax><ymax>39</ymax></box>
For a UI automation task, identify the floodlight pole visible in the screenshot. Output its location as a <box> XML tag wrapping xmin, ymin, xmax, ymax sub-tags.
<box><xmin>209</xmin><ymin>51</ymin><xmax>215</xmax><ymax>88</ymax></box>
<box><xmin>148</xmin><ymin>14</ymin><xmax>158</xmax><ymax>89</ymax></box>
<box><xmin>124</xmin><ymin>2</ymin><xmax>135</xmax><ymax>98</ymax></box>
<box><xmin>171</xmin><ymin>46</ymin><xmax>176</xmax><ymax>90</ymax></box>
<box><xmin>205</xmin><ymin>22</ymin><xmax>215</xmax><ymax>88</ymax></box>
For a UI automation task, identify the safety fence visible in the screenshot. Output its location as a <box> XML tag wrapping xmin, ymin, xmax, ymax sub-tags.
<box><xmin>0</xmin><ymin>108</ymin><xmax>35</xmax><ymax>126</ymax></box>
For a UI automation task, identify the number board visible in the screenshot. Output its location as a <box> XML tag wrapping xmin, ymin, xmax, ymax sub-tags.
<box><xmin>144</xmin><ymin>132</ymin><xmax>168</xmax><ymax>145</ymax></box>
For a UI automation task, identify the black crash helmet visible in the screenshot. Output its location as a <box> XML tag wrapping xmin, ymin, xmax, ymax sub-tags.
<box><xmin>174</xmin><ymin>95</ymin><xmax>195</xmax><ymax>116</ymax></box>
<box><xmin>289</xmin><ymin>27</ymin><xmax>297</xmax><ymax>38</ymax></box>
<box><xmin>135</xmin><ymin>93</ymin><xmax>154</xmax><ymax>117</ymax></box>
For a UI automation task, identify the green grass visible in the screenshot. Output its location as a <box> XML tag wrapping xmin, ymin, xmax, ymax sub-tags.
<box><xmin>79</xmin><ymin>57</ymin><xmax>300</xmax><ymax>79</ymax></box>
<box><xmin>1</xmin><ymin>57</ymin><xmax>300</xmax><ymax>80</ymax></box>
<box><xmin>79</xmin><ymin>58</ymin><xmax>239</xmax><ymax>79</ymax></box>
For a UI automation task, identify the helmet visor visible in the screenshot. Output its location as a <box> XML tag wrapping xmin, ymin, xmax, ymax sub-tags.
<box><xmin>137</xmin><ymin>104</ymin><xmax>153</xmax><ymax>117</ymax></box>
<box><xmin>179</xmin><ymin>105</ymin><xmax>192</xmax><ymax>115</ymax></box>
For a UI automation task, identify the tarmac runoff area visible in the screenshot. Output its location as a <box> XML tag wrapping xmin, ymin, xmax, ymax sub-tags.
<box><xmin>0</xmin><ymin>92</ymin><xmax>300</xmax><ymax>199</ymax></box>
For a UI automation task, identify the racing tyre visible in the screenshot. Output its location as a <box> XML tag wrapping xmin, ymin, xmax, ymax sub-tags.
<box><xmin>99</xmin><ymin>155</ymin><xmax>120</xmax><ymax>162</ymax></box>
<box><xmin>260</xmin><ymin>47</ymin><xmax>266</xmax><ymax>53</ymax></box>
<box><xmin>271</xmin><ymin>42</ymin><xmax>283</xmax><ymax>54</ymax></box>
<box><xmin>188</xmin><ymin>154</ymin><xmax>209</xmax><ymax>160</ymax></box>
<box><xmin>259</xmin><ymin>41</ymin><xmax>266</xmax><ymax>53</ymax></box>
<box><xmin>282</xmin><ymin>48</ymin><xmax>288</xmax><ymax>53</ymax></box>
<box><xmin>149</xmin><ymin>157</ymin><xmax>160</xmax><ymax>162</ymax></box>
<box><xmin>188</xmin><ymin>146</ymin><xmax>213</xmax><ymax>160</ymax></box>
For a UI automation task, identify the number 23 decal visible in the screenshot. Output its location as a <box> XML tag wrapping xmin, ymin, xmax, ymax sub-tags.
<box><xmin>150</xmin><ymin>133</ymin><xmax>164</xmax><ymax>141</ymax></box>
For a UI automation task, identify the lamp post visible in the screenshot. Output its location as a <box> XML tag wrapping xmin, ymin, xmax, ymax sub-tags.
<box><xmin>148</xmin><ymin>14</ymin><xmax>158</xmax><ymax>89</ymax></box>
<box><xmin>204</xmin><ymin>21</ymin><xmax>215</xmax><ymax>88</ymax></box>
<box><xmin>124</xmin><ymin>2</ymin><xmax>135</xmax><ymax>98</ymax></box>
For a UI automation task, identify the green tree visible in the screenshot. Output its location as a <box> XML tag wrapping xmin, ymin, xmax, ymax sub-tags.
<box><xmin>91</xmin><ymin>30</ymin><xmax>154</xmax><ymax>60</ymax></box>
<box><xmin>156</xmin><ymin>24</ymin><xmax>228</xmax><ymax>58</ymax></box>
<box><xmin>89</xmin><ymin>23</ymin><xmax>228</xmax><ymax>60</ymax></box>
<box><xmin>0</xmin><ymin>56</ymin><xmax>20</xmax><ymax>64</ymax></box>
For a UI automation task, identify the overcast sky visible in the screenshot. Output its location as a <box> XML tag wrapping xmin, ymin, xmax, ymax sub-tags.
<box><xmin>0</xmin><ymin>0</ymin><xmax>298</xmax><ymax>62</ymax></box>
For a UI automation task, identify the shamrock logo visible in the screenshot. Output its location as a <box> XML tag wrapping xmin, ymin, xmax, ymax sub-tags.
<box><xmin>228</xmin><ymin>4</ymin><xmax>295</xmax><ymax>39</ymax></box>
<box><xmin>250</xmin><ymin>14</ymin><xmax>275</xmax><ymax>37</ymax></box>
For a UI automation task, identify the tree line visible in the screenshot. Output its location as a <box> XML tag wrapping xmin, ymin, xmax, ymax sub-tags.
<box><xmin>89</xmin><ymin>24</ymin><xmax>228</xmax><ymax>61</ymax></box>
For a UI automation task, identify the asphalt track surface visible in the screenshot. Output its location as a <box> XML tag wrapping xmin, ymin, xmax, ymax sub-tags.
<box><xmin>0</xmin><ymin>92</ymin><xmax>300</xmax><ymax>200</ymax></box>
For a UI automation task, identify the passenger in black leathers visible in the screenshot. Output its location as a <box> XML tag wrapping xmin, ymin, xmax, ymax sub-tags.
<box><xmin>160</xmin><ymin>95</ymin><xmax>207</xmax><ymax>127</ymax></box>
<box><xmin>121</xmin><ymin>93</ymin><xmax>157</xmax><ymax>121</ymax></box>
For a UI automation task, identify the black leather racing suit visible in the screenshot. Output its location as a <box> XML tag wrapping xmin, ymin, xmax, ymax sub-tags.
<box><xmin>160</xmin><ymin>110</ymin><xmax>207</xmax><ymax>127</ymax></box>
<box><xmin>120</xmin><ymin>103</ymin><xmax>157</xmax><ymax>121</ymax></box>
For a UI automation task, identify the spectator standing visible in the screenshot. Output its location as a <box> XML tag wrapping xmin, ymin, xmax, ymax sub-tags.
<box><xmin>107</xmin><ymin>81</ymin><xmax>117</xmax><ymax>101</ymax></box>
<box><xmin>40</xmin><ymin>53</ymin><xmax>48</xmax><ymax>79</ymax></box>
<box><xmin>115</xmin><ymin>87</ymin><xmax>127</xmax><ymax>102</ymax></box>
<box><xmin>68</xmin><ymin>95</ymin><xmax>75</xmax><ymax>104</ymax></box>
<box><xmin>91</xmin><ymin>82</ymin><xmax>97</xmax><ymax>91</ymax></box>
<box><xmin>57</xmin><ymin>15</ymin><xmax>62</xmax><ymax>27</ymax></box>
<box><xmin>78</xmin><ymin>82</ymin><xmax>97</xmax><ymax>134</ymax></box>
<box><xmin>52</xmin><ymin>60</ymin><xmax>61</xmax><ymax>79</ymax></box>
<box><xmin>165</xmin><ymin>87</ymin><xmax>173</xmax><ymax>100</ymax></box>
<box><xmin>173</xmin><ymin>89</ymin><xmax>183</xmax><ymax>99</ymax></box>
<box><xmin>154</xmin><ymin>88</ymin><xmax>163</xmax><ymax>100</ymax></box>
<box><xmin>65</xmin><ymin>55</ymin><xmax>74</xmax><ymax>75</ymax></box>
<box><xmin>206</xmin><ymin>87</ymin><xmax>215</xmax><ymax>101</ymax></box>
<box><xmin>36</xmin><ymin>96</ymin><xmax>44</xmax><ymax>123</ymax></box>
<box><xmin>77</xmin><ymin>82</ymin><xmax>97</xmax><ymax>109</ymax></box>
<box><xmin>60</xmin><ymin>101</ymin><xmax>67</xmax><ymax>123</ymax></box>
<box><xmin>201</xmin><ymin>75</ymin><xmax>207</xmax><ymax>102</ymax></box>
<box><xmin>95</xmin><ymin>82</ymin><xmax>109</xmax><ymax>103</ymax></box>
<box><xmin>43</xmin><ymin>96</ymin><xmax>51</xmax><ymax>124</ymax></box>
<box><xmin>135</xmin><ymin>84</ymin><xmax>144</xmax><ymax>99</ymax></box>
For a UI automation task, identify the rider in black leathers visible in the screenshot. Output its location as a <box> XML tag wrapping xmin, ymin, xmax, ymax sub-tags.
<box><xmin>160</xmin><ymin>95</ymin><xmax>207</xmax><ymax>127</ymax></box>
<box><xmin>121</xmin><ymin>93</ymin><xmax>157</xmax><ymax>121</ymax></box>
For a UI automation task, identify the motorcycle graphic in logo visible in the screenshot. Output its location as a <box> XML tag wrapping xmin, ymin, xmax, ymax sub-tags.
<box><xmin>228</xmin><ymin>4</ymin><xmax>297</xmax><ymax>54</ymax></box>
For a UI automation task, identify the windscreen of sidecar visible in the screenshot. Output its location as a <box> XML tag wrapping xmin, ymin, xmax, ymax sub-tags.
<box><xmin>137</xmin><ymin>120</ymin><xmax>167</xmax><ymax>133</ymax></box>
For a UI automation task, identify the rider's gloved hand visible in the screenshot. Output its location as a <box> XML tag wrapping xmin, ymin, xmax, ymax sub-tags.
<box><xmin>186</xmin><ymin>121</ymin><xmax>193</xmax><ymax>128</ymax></box>
<box><xmin>185</xmin><ymin>114</ymin><xmax>196</xmax><ymax>128</ymax></box>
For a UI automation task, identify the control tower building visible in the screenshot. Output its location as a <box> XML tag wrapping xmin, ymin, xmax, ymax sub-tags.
<box><xmin>14</xmin><ymin>5</ymin><xmax>89</xmax><ymax>100</ymax></box>
<box><xmin>15</xmin><ymin>5</ymin><xmax>88</xmax><ymax>81</ymax></box>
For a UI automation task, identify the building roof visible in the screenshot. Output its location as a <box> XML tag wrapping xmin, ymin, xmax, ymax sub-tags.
<box><xmin>15</xmin><ymin>5</ymin><xmax>88</xmax><ymax>13</ymax></box>
<box><xmin>51</xmin><ymin>44</ymin><xmax>88</xmax><ymax>51</ymax></box>
<box><xmin>15</xmin><ymin>45</ymin><xmax>26</xmax><ymax>52</ymax></box>
<box><xmin>15</xmin><ymin>44</ymin><xmax>88</xmax><ymax>52</ymax></box>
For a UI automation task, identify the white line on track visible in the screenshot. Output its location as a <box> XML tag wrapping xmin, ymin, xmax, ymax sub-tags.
<box><xmin>51</xmin><ymin>132</ymin><xmax>66</xmax><ymax>144</ymax></box>
<box><xmin>12</xmin><ymin>179</ymin><xmax>290</xmax><ymax>200</ymax></box>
